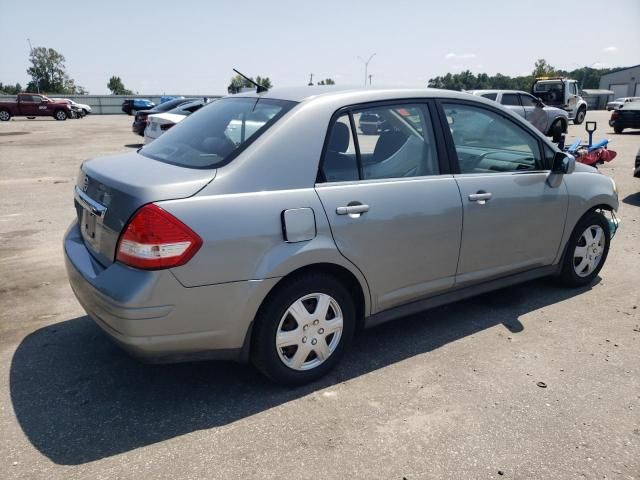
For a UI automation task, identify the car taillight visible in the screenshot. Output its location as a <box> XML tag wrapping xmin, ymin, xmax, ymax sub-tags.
<box><xmin>160</xmin><ymin>123</ymin><xmax>174</xmax><ymax>131</ymax></box>
<box><xmin>611</xmin><ymin>111</ymin><xmax>620</xmax><ymax>120</ymax></box>
<box><xmin>116</xmin><ymin>204</ymin><xmax>202</xmax><ymax>270</ymax></box>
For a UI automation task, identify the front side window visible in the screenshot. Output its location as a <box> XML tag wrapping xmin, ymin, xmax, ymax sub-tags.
<box><xmin>500</xmin><ymin>94</ymin><xmax>520</xmax><ymax>106</ymax></box>
<box><xmin>520</xmin><ymin>94</ymin><xmax>537</xmax><ymax>107</ymax></box>
<box><xmin>443</xmin><ymin>103</ymin><xmax>542</xmax><ymax>174</ymax></box>
<box><xmin>141</xmin><ymin>97</ymin><xmax>296</xmax><ymax>168</ymax></box>
<box><xmin>320</xmin><ymin>103</ymin><xmax>440</xmax><ymax>182</ymax></box>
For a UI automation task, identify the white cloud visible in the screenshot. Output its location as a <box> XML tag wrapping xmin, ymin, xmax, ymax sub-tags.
<box><xmin>445</xmin><ymin>52</ymin><xmax>477</xmax><ymax>60</ymax></box>
<box><xmin>602</xmin><ymin>46</ymin><xmax>617</xmax><ymax>52</ymax></box>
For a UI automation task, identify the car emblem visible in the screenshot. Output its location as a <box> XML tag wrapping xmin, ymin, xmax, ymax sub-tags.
<box><xmin>82</xmin><ymin>175</ymin><xmax>89</xmax><ymax>192</ymax></box>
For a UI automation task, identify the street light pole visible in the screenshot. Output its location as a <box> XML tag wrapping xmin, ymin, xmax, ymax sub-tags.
<box><xmin>27</xmin><ymin>38</ymin><xmax>40</xmax><ymax>93</ymax></box>
<box><xmin>358</xmin><ymin>53</ymin><xmax>376</xmax><ymax>87</ymax></box>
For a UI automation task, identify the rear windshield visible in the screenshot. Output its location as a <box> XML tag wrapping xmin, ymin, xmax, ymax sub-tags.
<box><xmin>140</xmin><ymin>97</ymin><xmax>296</xmax><ymax>169</ymax></box>
<box><xmin>155</xmin><ymin>97</ymin><xmax>193</xmax><ymax>112</ymax></box>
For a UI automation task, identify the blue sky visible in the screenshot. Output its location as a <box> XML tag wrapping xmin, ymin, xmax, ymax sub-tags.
<box><xmin>1</xmin><ymin>0</ymin><xmax>638</xmax><ymax>95</ymax></box>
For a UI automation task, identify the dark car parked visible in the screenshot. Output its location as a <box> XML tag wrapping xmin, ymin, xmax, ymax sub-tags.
<box><xmin>122</xmin><ymin>98</ymin><xmax>155</xmax><ymax>115</ymax></box>
<box><xmin>635</xmin><ymin>147</ymin><xmax>640</xmax><ymax>179</ymax></box>
<box><xmin>609</xmin><ymin>101</ymin><xmax>640</xmax><ymax>134</ymax></box>
<box><xmin>132</xmin><ymin>97</ymin><xmax>196</xmax><ymax>136</ymax></box>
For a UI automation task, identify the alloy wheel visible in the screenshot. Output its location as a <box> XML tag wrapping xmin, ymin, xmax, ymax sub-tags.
<box><xmin>0</xmin><ymin>111</ymin><xmax>9</xmax><ymax>121</ymax></box>
<box><xmin>275</xmin><ymin>293</ymin><xmax>343</xmax><ymax>371</ymax></box>
<box><xmin>573</xmin><ymin>225</ymin><xmax>605</xmax><ymax>277</ymax></box>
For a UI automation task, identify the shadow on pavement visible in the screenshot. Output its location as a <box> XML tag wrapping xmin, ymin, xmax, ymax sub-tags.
<box><xmin>622</xmin><ymin>192</ymin><xmax>640</xmax><ymax>207</ymax></box>
<box><xmin>10</xmin><ymin>277</ymin><xmax>594</xmax><ymax>465</ymax></box>
<box><xmin>124</xmin><ymin>143</ymin><xmax>143</xmax><ymax>148</ymax></box>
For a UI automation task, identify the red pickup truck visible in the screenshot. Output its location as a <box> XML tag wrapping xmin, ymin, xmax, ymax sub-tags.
<box><xmin>0</xmin><ymin>93</ymin><xmax>73</xmax><ymax>121</ymax></box>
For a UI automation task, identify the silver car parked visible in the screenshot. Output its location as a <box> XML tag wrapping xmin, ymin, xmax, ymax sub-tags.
<box><xmin>471</xmin><ymin>89</ymin><xmax>569</xmax><ymax>140</ymax></box>
<box><xmin>65</xmin><ymin>87</ymin><xmax>618</xmax><ymax>384</ymax></box>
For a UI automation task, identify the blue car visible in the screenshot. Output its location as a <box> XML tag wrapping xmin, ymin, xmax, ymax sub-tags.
<box><xmin>121</xmin><ymin>98</ymin><xmax>156</xmax><ymax>115</ymax></box>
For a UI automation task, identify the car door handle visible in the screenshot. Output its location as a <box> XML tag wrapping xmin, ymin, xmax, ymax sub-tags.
<box><xmin>468</xmin><ymin>192</ymin><xmax>492</xmax><ymax>202</ymax></box>
<box><xmin>336</xmin><ymin>204</ymin><xmax>369</xmax><ymax>215</ymax></box>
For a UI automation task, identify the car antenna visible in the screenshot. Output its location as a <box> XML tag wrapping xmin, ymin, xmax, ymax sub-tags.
<box><xmin>233</xmin><ymin>68</ymin><xmax>268</xmax><ymax>93</ymax></box>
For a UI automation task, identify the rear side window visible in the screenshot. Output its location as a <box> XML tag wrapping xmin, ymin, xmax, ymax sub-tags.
<box><xmin>501</xmin><ymin>94</ymin><xmax>520</xmax><ymax>106</ymax></box>
<box><xmin>481</xmin><ymin>93</ymin><xmax>497</xmax><ymax>101</ymax></box>
<box><xmin>320</xmin><ymin>103</ymin><xmax>440</xmax><ymax>182</ymax></box>
<box><xmin>141</xmin><ymin>97</ymin><xmax>296</xmax><ymax>168</ymax></box>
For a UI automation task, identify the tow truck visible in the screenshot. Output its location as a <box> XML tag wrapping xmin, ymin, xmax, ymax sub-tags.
<box><xmin>531</xmin><ymin>77</ymin><xmax>588</xmax><ymax>125</ymax></box>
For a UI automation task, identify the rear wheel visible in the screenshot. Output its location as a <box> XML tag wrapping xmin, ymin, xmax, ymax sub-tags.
<box><xmin>613</xmin><ymin>126</ymin><xmax>624</xmax><ymax>134</ymax></box>
<box><xmin>559</xmin><ymin>211</ymin><xmax>610</xmax><ymax>287</ymax></box>
<box><xmin>251</xmin><ymin>272</ymin><xmax>356</xmax><ymax>385</ymax></box>
<box><xmin>573</xmin><ymin>107</ymin><xmax>586</xmax><ymax>125</ymax></box>
<box><xmin>0</xmin><ymin>109</ymin><xmax>10</xmax><ymax>121</ymax></box>
<box><xmin>54</xmin><ymin>110</ymin><xmax>67</xmax><ymax>121</ymax></box>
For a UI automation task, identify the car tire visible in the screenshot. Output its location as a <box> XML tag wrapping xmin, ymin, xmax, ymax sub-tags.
<box><xmin>0</xmin><ymin>109</ymin><xmax>11</xmax><ymax>121</ymax></box>
<box><xmin>549</xmin><ymin>119</ymin><xmax>565</xmax><ymax>142</ymax></box>
<box><xmin>54</xmin><ymin>110</ymin><xmax>67</xmax><ymax>121</ymax></box>
<box><xmin>613</xmin><ymin>127</ymin><xmax>624</xmax><ymax>134</ymax></box>
<box><xmin>251</xmin><ymin>272</ymin><xmax>356</xmax><ymax>385</ymax></box>
<box><xmin>558</xmin><ymin>211</ymin><xmax>610</xmax><ymax>287</ymax></box>
<box><xmin>573</xmin><ymin>107</ymin><xmax>586</xmax><ymax>125</ymax></box>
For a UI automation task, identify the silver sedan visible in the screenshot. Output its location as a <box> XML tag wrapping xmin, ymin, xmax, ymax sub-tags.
<box><xmin>64</xmin><ymin>87</ymin><xmax>618</xmax><ymax>384</ymax></box>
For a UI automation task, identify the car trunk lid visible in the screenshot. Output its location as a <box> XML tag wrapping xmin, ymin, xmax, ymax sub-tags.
<box><xmin>75</xmin><ymin>151</ymin><xmax>215</xmax><ymax>266</ymax></box>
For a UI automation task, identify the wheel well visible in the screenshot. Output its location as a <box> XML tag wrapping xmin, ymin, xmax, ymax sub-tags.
<box><xmin>241</xmin><ymin>263</ymin><xmax>368</xmax><ymax>362</ymax></box>
<box><xmin>589</xmin><ymin>203</ymin><xmax>614</xmax><ymax>213</ymax></box>
<box><xmin>273</xmin><ymin>263</ymin><xmax>366</xmax><ymax>327</ymax></box>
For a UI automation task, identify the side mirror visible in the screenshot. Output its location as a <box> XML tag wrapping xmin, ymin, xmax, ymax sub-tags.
<box><xmin>552</xmin><ymin>151</ymin><xmax>575</xmax><ymax>174</ymax></box>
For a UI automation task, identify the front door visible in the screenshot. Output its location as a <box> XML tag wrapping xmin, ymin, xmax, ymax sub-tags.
<box><xmin>520</xmin><ymin>93</ymin><xmax>548</xmax><ymax>133</ymax></box>
<box><xmin>440</xmin><ymin>101</ymin><xmax>567</xmax><ymax>286</ymax></box>
<box><xmin>315</xmin><ymin>102</ymin><xmax>463</xmax><ymax>312</ymax></box>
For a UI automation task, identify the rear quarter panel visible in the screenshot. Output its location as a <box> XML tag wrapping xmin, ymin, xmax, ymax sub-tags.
<box><xmin>158</xmin><ymin>188</ymin><xmax>373</xmax><ymax>314</ymax></box>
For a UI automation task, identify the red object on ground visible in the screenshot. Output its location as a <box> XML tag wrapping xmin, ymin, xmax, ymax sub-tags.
<box><xmin>576</xmin><ymin>148</ymin><xmax>617</xmax><ymax>166</ymax></box>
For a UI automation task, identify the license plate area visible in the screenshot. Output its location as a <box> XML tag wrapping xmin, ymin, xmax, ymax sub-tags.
<box><xmin>80</xmin><ymin>207</ymin><xmax>101</xmax><ymax>250</ymax></box>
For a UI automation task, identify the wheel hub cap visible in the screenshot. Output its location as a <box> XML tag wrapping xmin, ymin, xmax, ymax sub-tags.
<box><xmin>275</xmin><ymin>293</ymin><xmax>343</xmax><ymax>371</ymax></box>
<box><xmin>573</xmin><ymin>225</ymin><xmax>605</xmax><ymax>278</ymax></box>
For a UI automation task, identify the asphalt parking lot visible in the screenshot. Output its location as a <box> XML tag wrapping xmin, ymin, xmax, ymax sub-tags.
<box><xmin>0</xmin><ymin>111</ymin><xmax>639</xmax><ymax>480</ymax></box>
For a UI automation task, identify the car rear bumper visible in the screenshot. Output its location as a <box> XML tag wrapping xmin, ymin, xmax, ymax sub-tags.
<box><xmin>63</xmin><ymin>220</ymin><xmax>279</xmax><ymax>363</ymax></box>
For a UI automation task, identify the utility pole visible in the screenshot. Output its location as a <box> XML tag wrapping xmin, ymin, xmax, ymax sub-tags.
<box><xmin>27</xmin><ymin>38</ymin><xmax>40</xmax><ymax>93</ymax></box>
<box><xmin>357</xmin><ymin>53</ymin><xmax>376</xmax><ymax>87</ymax></box>
<box><xmin>368</xmin><ymin>74</ymin><xmax>373</xmax><ymax>86</ymax></box>
<box><xmin>308</xmin><ymin>73</ymin><xmax>314</xmax><ymax>86</ymax></box>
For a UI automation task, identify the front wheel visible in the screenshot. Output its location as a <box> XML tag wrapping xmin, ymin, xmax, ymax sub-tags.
<box><xmin>251</xmin><ymin>273</ymin><xmax>356</xmax><ymax>385</ymax></box>
<box><xmin>573</xmin><ymin>108</ymin><xmax>586</xmax><ymax>125</ymax></box>
<box><xmin>614</xmin><ymin>126</ymin><xmax>624</xmax><ymax>134</ymax></box>
<box><xmin>549</xmin><ymin>119</ymin><xmax>565</xmax><ymax>142</ymax></box>
<box><xmin>54</xmin><ymin>110</ymin><xmax>68</xmax><ymax>121</ymax></box>
<box><xmin>559</xmin><ymin>211</ymin><xmax>610</xmax><ymax>287</ymax></box>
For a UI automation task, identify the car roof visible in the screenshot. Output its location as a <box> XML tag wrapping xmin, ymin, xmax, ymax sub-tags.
<box><xmin>229</xmin><ymin>86</ymin><xmax>483</xmax><ymax>104</ymax></box>
<box><xmin>470</xmin><ymin>89</ymin><xmax>531</xmax><ymax>95</ymax></box>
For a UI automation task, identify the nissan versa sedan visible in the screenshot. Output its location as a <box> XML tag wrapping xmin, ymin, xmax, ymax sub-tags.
<box><xmin>64</xmin><ymin>87</ymin><xmax>619</xmax><ymax>385</ymax></box>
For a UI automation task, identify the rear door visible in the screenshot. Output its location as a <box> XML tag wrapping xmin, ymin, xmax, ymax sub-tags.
<box><xmin>500</xmin><ymin>93</ymin><xmax>525</xmax><ymax>118</ymax></box>
<box><xmin>520</xmin><ymin>93</ymin><xmax>548</xmax><ymax>132</ymax></box>
<box><xmin>439</xmin><ymin>100</ymin><xmax>567</xmax><ymax>286</ymax></box>
<box><xmin>315</xmin><ymin>101</ymin><xmax>463</xmax><ymax>313</ymax></box>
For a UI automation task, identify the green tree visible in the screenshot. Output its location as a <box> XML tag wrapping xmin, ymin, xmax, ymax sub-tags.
<box><xmin>26</xmin><ymin>47</ymin><xmax>86</xmax><ymax>94</ymax></box>
<box><xmin>532</xmin><ymin>58</ymin><xmax>556</xmax><ymax>78</ymax></box>
<box><xmin>227</xmin><ymin>74</ymin><xmax>273</xmax><ymax>93</ymax></box>
<box><xmin>107</xmin><ymin>76</ymin><xmax>133</xmax><ymax>95</ymax></box>
<box><xmin>0</xmin><ymin>82</ymin><xmax>23</xmax><ymax>94</ymax></box>
<box><xmin>317</xmin><ymin>78</ymin><xmax>336</xmax><ymax>85</ymax></box>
